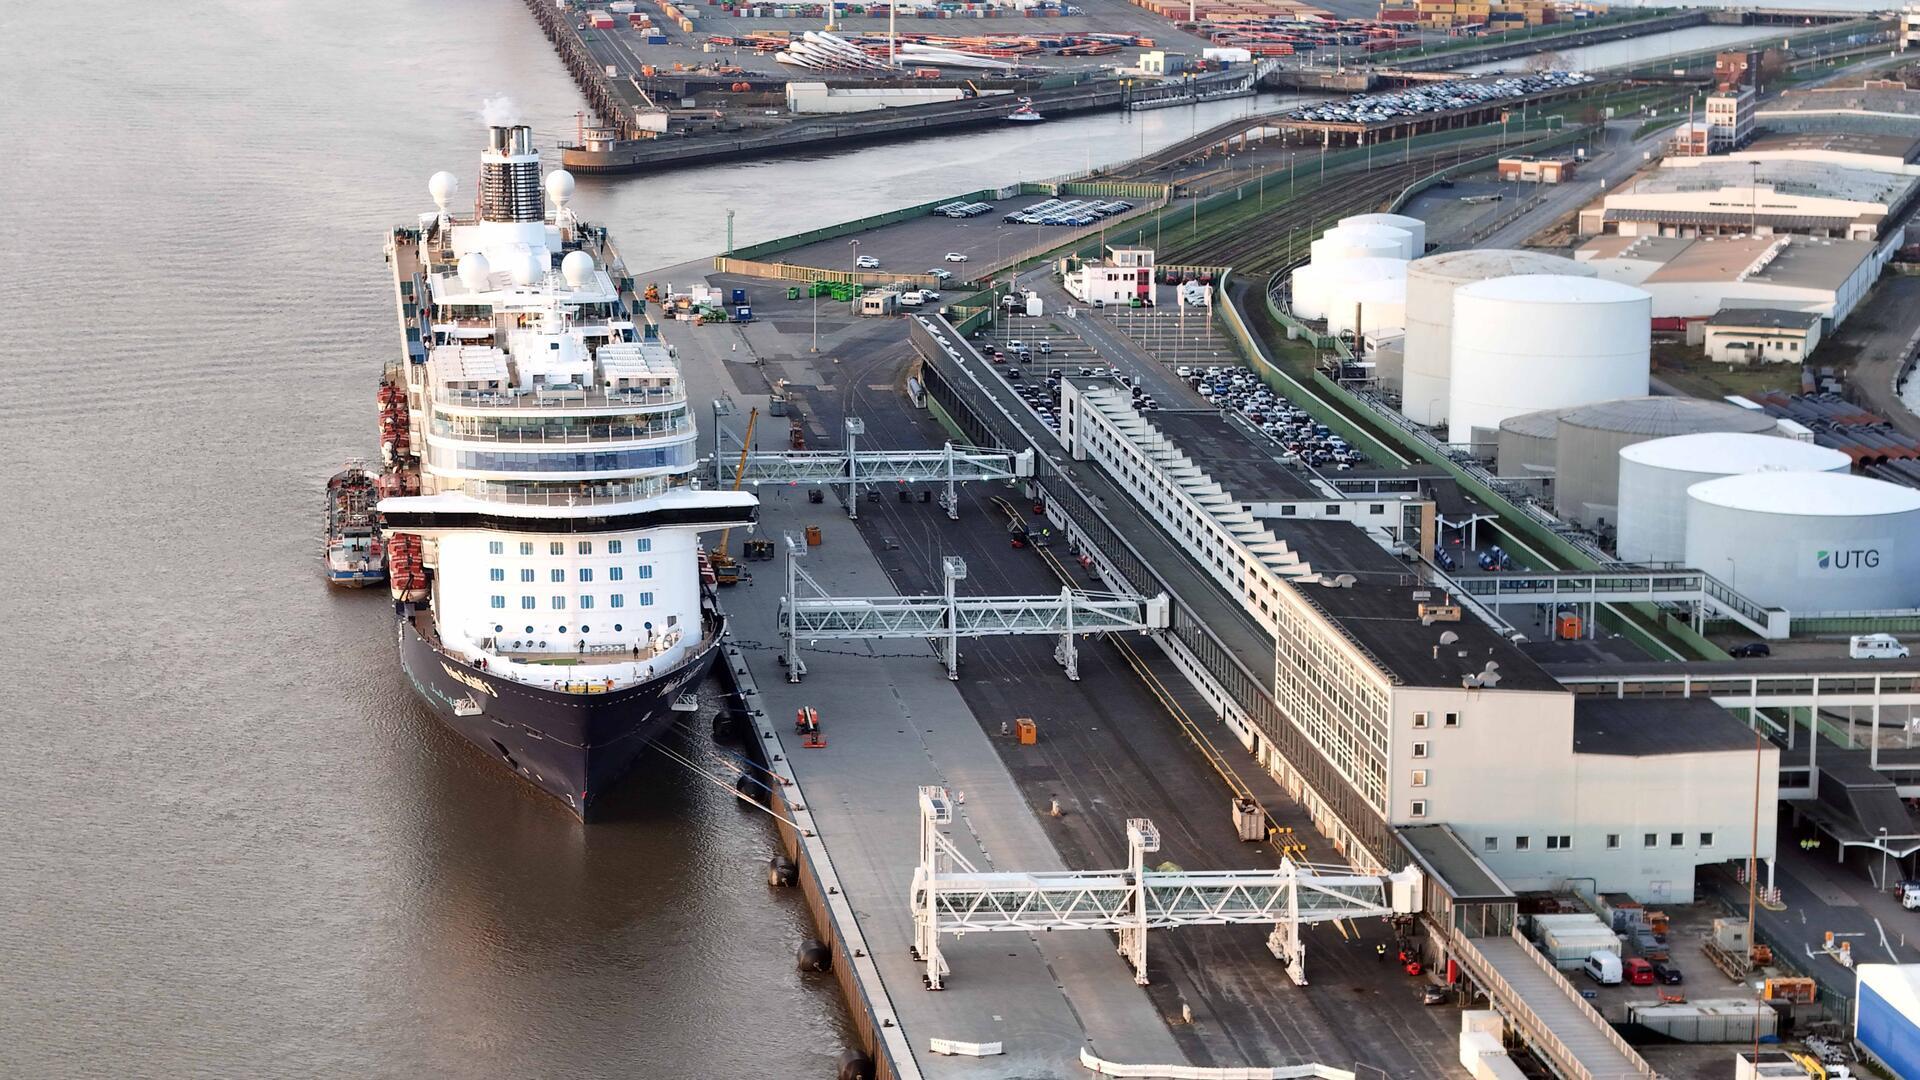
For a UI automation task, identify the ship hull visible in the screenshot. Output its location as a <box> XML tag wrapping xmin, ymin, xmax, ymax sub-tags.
<box><xmin>396</xmin><ymin>612</ymin><xmax>720</xmax><ymax>818</ymax></box>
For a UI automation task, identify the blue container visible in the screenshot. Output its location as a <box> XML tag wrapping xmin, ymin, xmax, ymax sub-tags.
<box><xmin>731</xmin><ymin>287</ymin><xmax>747</xmax><ymax>304</ymax></box>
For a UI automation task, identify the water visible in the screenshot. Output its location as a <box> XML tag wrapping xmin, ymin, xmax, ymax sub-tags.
<box><xmin>0</xmin><ymin>2</ymin><xmax>1285</xmax><ymax>1076</ymax></box>
<box><xmin>1454</xmin><ymin>23</ymin><xmax>1795</xmax><ymax>74</ymax></box>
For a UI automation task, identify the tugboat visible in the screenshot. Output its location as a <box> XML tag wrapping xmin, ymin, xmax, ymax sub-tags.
<box><xmin>323</xmin><ymin>465</ymin><xmax>386</xmax><ymax>587</ymax></box>
<box><xmin>1006</xmin><ymin>97</ymin><xmax>1044</xmax><ymax>123</ymax></box>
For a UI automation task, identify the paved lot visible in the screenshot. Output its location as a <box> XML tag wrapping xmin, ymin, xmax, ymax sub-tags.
<box><xmin>774</xmin><ymin>199</ymin><xmax>1136</xmax><ymax>280</ymax></box>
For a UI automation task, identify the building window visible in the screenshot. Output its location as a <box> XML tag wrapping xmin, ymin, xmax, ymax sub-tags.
<box><xmin>637</xmin><ymin>564</ymin><xmax>653</xmax><ymax>579</ymax></box>
<box><xmin>551</xmin><ymin>596</ymin><xmax>565</xmax><ymax>609</ymax></box>
<box><xmin>1409</xmin><ymin>800</ymin><xmax>1427</xmax><ymax>819</ymax></box>
<box><xmin>490</xmin><ymin>595</ymin><xmax>505</xmax><ymax>609</ymax></box>
<box><xmin>609</xmin><ymin>540</ymin><xmax>623</xmax><ymax>554</ymax></box>
<box><xmin>1547</xmin><ymin>835</ymin><xmax>1571</xmax><ymax>851</ymax></box>
<box><xmin>1411</xmin><ymin>741</ymin><xmax>1429</xmax><ymax>759</ymax></box>
<box><xmin>611</xmin><ymin>594</ymin><xmax>624</xmax><ymax>608</ymax></box>
<box><xmin>520</xmin><ymin>596</ymin><xmax>535</xmax><ymax>610</ymax></box>
<box><xmin>578</xmin><ymin>541</ymin><xmax>592</xmax><ymax>555</ymax></box>
<box><xmin>488</xmin><ymin>541</ymin><xmax>503</xmax><ymax>555</ymax></box>
<box><xmin>1412</xmin><ymin>711</ymin><xmax>1430</xmax><ymax>729</ymax></box>
<box><xmin>1644</xmin><ymin>833</ymin><xmax>1658</xmax><ymax>848</ymax></box>
<box><xmin>1370</xmin><ymin>504</ymin><xmax>1385</xmax><ymax>515</ymax></box>
<box><xmin>519</xmin><ymin>542</ymin><xmax>534</xmax><ymax>556</ymax></box>
<box><xmin>1443</xmin><ymin>712</ymin><xmax>1460</xmax><ymax>728</ymax></box>
<box><xmin>638</xmin><ymin>592</ymin><xmax>655</xmax><ymax>606</ymax></box>
<box><xmin>489</xmin><ymin>568</ymin><xmax>504</xmax><ymax>582</ymax></box>
<box><xmin>551</xmin><ymin>569</ymin><xmax>565</xmax><ymax>583</ymax></box>
<box><xmin>580</xmin><ymin>595</ymin><xmax>594</xmax><ymax>610</ymax></box>
<box><xmin>1670</xmin><ymin>832</ymin><xmax>1684</xmax><ymax>847</ymax></box>
<box><xmin>1410</xmin><ymin>769</ymin><xmax>1428</xmax><ymax>787</ymax></box>
<box><xmin>1700</xmin><ymin>832</ymin><xmax>1714</xmax><ymax>847</ymax></box>
<box><xmin>579</xmin><ymin>568</ymin><xmax>593</xmax><ymax>582</ymax></box>
<box><xmin>550</xmin><ymin>542</ymin><xmax>564</xmax><ymax>555</ymax></box>
<box><xmin>1514</xmin><ymin>836</ymin><xmax>1531</xmax><ymax>851</ymax></box>
<box><xmin>521</xmin><ymin>569</ymin><xmax>535</xmax><ymax>582</ymax></box>
<box><xmin>1483</xmin><ymin>836</ymin><xmax>1499</xmax><ymax>853</ymax></box>
<box><xmin>609</xmin><ymin>567</ymin><xmax>624</xmax><ymax>581</ymax></box>
<box><xmin>636</xmin><ymin>538</ymin><xmax>652</xmax><ymax>553</ymax></box>
<box><xmin>1606</xmin><ymin>834</ymin><xmax>1621</xmax><ymax>850</ymax></box>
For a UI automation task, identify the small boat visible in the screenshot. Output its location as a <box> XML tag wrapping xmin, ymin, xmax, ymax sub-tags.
<box><xmin>1006</xmin><ymin>98</ymin><xmax>1044</xmax><ymax>123</ymax></box>
<box><xmin>323</xmin><ymin>465</ymin><xmax>387</xmax><ymax>587</ymax></box>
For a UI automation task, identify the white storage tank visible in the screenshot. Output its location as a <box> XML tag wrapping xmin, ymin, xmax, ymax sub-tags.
<box><xmin>1402</xmin><ymin>250</ymin><xmax>1592</xmax><ymax>428</ymax></box>
<box><xmin>1496</xmin><ymin>407</ymin><xmax>1567</xmax><ymax>481</ymax></box>
<box><xmin>1339</xmin><ymin>212</ymin><xmax>1425</xmax><ymax>259</ymax></box>
<box><xmin>1447</xmin><ymin>276</ymin><xmax>1650</xmax><ymax>449</ymax></box>
<box><xmin>1617</xmin><ymin>433</ymin><xmax>1853</xmax><ymax>565</ymax></box>
<box><xmin>1553</xmin><ymin>397</ymin><xmax>1780</xmax><ymax>530</ymax></box>
<box><xmin>1320</xmin><ymin>258</ymin><xmax>1408</xmax><ymax>336</ymax></box>
<box><xmin>1327</xmin><ymin>275</ymin><xmax>1408</xmax><ymax>339</ymax></box>
<box><xmin>1685</xmin><ymin>472</ymin><xmax>1920</xmax><ymax>614</ymax></box>
<box><xmin>1289</xmin><ymin>262</ymin><xmax>1331</xmax><ymax>320</ymax></box>
<box><xmin>1309</xmin><ymin>223</ymin><xmax>1409</xmax><ymax>266</ymax></box>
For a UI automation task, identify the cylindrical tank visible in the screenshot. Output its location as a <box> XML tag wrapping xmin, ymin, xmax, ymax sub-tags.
<box><xmin>1617</xmin><ymin>433</ymin><xmax>1854</xmax><ymax>565</ymax></box>
<box><xmin>1402</xmin><ymin>250</ymin><xmax>1593</xmax><ymax>428</ymax></box>
<box><xmin>1309</xmin><ymin>223</ymin><xmax>1409</xmax><ymax>266</ymax></box>
<box><xmin>1496</xmin><ymin>406</ymin><xmax>1567</xmax><ymax>481</ymax></box>
<box><xmin>1685</xmin><ymin>472</ymin><xmax>1920</xmax><ymax>613</ymax></box>
<box><xmin>1289</xmin><ymin>262</ymin><xmax>1330</xmax><ymax>320</ymax></box>
<box><xmin>1326</xmin><ymin>274</ymin><xmax>1408</xmax><ymax>339</ymax></box>
<box><xmin>1552</xmin><ymin>397</ymin><xmax>1779</xmax><ymax>530</ymax></box>
<box><xmin>1317</xmin><ymin>258</ymin><xmax>1406</xmax><ymax>333</ymax></box>
<box><xmin>1340</xmin><ymin>213</ymin><xmax>1426</xmax><ymax>259</ymax></box>
<box><xmin>1447</xmin><ymin>276</ymin><xmax>1650</xmax><ymax>448</ymax></box>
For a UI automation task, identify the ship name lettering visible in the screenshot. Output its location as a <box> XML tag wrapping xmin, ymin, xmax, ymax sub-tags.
<box><xmin>442</xmin><ymin>662</ymin><xmax>499</xmax><ymax>697</ymax></box>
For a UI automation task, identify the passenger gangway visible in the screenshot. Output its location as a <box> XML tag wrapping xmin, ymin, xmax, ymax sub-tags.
<box><xmin>1442</xmin><ymin>567</ymin><xmax>1786</xmax><ymax>640</ymax></box>
<box><xmin>779</xmin><ymin>550</ymin><xmax>1168</xmax><ymax>681</ymax></box>
<box><xmin>909</xmin><ymin>786</ymin><xmax>1420</xmax><ymax>990</ymax></box>
<box><xmin>1445</xmin><ymin>927</ymin><xmax>1656</xmax><ymax>1079</ymax></box>
<box><xmin>711</xmin><ymin>407</ymin><xmax>1033</xmax><ymax>521</ymax></box>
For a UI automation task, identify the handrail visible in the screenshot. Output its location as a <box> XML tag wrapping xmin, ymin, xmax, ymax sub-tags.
<box><xmin>1503</xmin><ymin>926</ymin><xmax>1656</xmax><ymax>1077</ymax></box>
<box><xmin>1445</xmin><ymin>927</ymin><xmax>1657</xmax><ymax>1080</ymax></box>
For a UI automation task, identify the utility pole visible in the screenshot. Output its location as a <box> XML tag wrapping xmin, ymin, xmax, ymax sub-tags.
<box><xmin>726</xmin><ymin>208</ymin><xmax>735</xmax><ymax>256</ymax></box>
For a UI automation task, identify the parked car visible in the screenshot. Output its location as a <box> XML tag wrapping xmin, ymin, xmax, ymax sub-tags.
<box><xmin>1729</xmin><ymin>642</ymin><xmax>1771</xmax><ymax>659</ymax></box>
<box><xmin>1624</xmin><ymin>957</ymin><xmax>1656</xmax><ymax>986</ymax></box>
<box><xmin>854</xmin><ymin>254</ymin><xmax>880</xmax><ymax>268</ymax></box>
<box><xmin>943</xmin><ymin>252</ymin><xmax>969</xmax><ymax>262</ymax></box>
<box><xmin>1852</xmin><ymin>633</ymin><xmax>1910</xmax><ymax>660</ymax></box>
<box><xmin>1583</xmin><ymin>950</ymin><xmax>1622</xmax><ymax>985</ymax></box>
<box><xmin>1651</xmin><ymin>962</ymin><xmax>1683</xmax><ymax>985</ymax></box>
<box><xmin>928</xmin><ymin>268</ymin><xmax>953</xmax><ymax>281</ymax></box>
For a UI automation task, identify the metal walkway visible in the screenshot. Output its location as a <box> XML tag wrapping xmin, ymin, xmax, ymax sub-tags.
<box><xmin>1449</xmin><ymin>929</ymin><xmax>1655</xmax><ymax>1080</ymax></box>
<box><xmin>910</xmin><ymin>787</ymin><xmax>1420</xmax><ymax>990</ymax></box>
<box><xmin>712</xmin><ymin>409</ymin><xmax>1033</xmax><ymax>521</ymax></box>
<box><xmin>779</xmin><ymin>550</ymin><xmax>1169</xmax><ymax>681</ymax></box>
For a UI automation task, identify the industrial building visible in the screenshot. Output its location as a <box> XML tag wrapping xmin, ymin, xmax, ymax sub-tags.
<box><xmin>1496</xmin><ymin>155</ymin><xmax>1576</xmax><ymax>183</ymax></box>
<box><xmin>1702</xmin><ymin>307</ymin><xmax>1824</xmax><ymax>364</ymax></box>
<box><xmin>1064</xmin><ymin>246</ymin><xmax>1158</xmax><ymax>308</ymax></box>
<box><xmin>1577</xmin><ymin>158</ymin><xmax>1919</xmax><ymax>241</ymax></box>
<box><xmin>1446</xmin><ymin>275</ymin><xmax>1651</xmax><ymax>449</ymax></box>
<box><xmin>1685</xmin><ymin>471</ymin><xmax>1920</xmax><ymax>614</ymax></box>
<box><xmin>1056</xmin><ymin>379</ymin><xmax>1778</xmax><ymax>899</ymax></box>
<box><xmin>1718</xmin><ymin>129</ymin><xmax>1920</xmax><ymax>177</ymax></box>
<box><xmin>1574</xmin><ymin>233</ymin><xmax>1885</xmax><ymax>331</ymax></box>
<box><xmin>1399</xmin><ymin>249</ymin><xmax>1592</xmax><ymax>428</ymax></box>
<box><xmin>1756</xmin><ymin>84</ymin><xmax>1920</xmax><ymax>138</ymax></box>
<box><xmin>1616</xmin><ymin>432</ymin><xmax>1853</xmax><ymax>565</ymax></box>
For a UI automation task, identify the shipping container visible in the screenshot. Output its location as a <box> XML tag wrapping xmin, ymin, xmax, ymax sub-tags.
<box><xmin>1856</xmin><ymin>964</ymin><xmax>1920</xmax><ymax>1080</ymax></box>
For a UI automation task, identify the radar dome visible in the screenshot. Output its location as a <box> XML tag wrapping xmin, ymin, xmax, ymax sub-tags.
<box><xmin>544</xmin><ymin>169</ymin><xmax>576</xmax><ymax>206</ymax></box>
<box><xmin>560</xmin><ymin>250</ymin><xmax>595</xmax><ymax>288</ymax></box>
<box><xmin>509</xmin><ymin>248</ymin><xmax>543</xmax><ymax>286</ymax></box>
<box><xmin>457</xmin><ymin>252</ymin><xmax>492</xmax><ymax>292</ymax></box>
<box><xmin>428</xmin><ymin>171</ymin><xmax>459</xmax><ymax>210</ymax></box>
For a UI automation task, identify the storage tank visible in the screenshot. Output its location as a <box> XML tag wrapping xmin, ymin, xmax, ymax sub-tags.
<box><xmin>1685</xmin><ymin>472</ymin><xmax>1920</xmax><ymax>614</ymax></box>
<box><xmin>1289</xmin><ymin>262</ymin><xmax>1331</xmax><ymax>320</ymax></box>
<box><xmin>1309</xmin><ymin>223</ymin><xmax>1409</xmax><ymax>266</ymax></box>
<box><xmin>1339</xmin><ymin>213</ymin><xmax>1426</xmax><ymax>259</ymax></box>
<box><xmin>1496</xmin><ymin>407</ymin><xmax>1567</xmax><ymax>481</ymax></box>
<box><xmin>1401</xmin><ymin>250</ymin><xmax>1593</xmax><ymax>428</ymax></box>
<box><xmin>1617</xmin><ymin>432</ymin><xmax>1852</xmax><ymax>564</ymax></box>
<box><xmin>1855</xmin><ymin>964</ymin><xmax>1920</xmax><ymax>1080</ymax></box>
<box><xmin>1553</xmin><ymin>397</ymin><xmax>1780</xmax><ymax>530</ymax></box>
<box><xmin>1320</xmin><ymin>259</ymin><xmax>1408</xmax><ymax>337</ymax></box>
<box><xmin>1447</xmin><ymin>276</ymin><xmax>1650</xmax><ymax>449</ymax></box>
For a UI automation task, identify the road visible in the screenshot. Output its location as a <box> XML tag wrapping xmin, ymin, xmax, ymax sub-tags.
<box><xmin>1470</xmin><ymin>119</ymin><xmax>1669</xmax><ymax>250</ymax></box>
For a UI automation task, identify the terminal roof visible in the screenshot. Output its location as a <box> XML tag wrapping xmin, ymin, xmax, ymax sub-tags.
<box><xmin>1572</xmin><ymin>697</ymin><xmax>1762</xmax><ymax>757</ymax></box>
<box><xmin>1146</xmin><ymin>410</ymin><xmax>1322</xmax><ymax>501</ymax></box>
<box><xmin>1396</xmin><ymin>824</ymin><xmax>1514</xmax><ymax>902</ymax></box>
<box><xmin>1276</xmin><ymin>521</ymin><xmax>1560</xmax><ymax>693</ymax></box>
<box><xmin>1704</xmin><ymin>307</ymin><xmax>1822</xmax><ymax>330</ymax></box>
<box><xmin>1745</xmin><ymin>129</ymin><xmax>1920</xmax><ymax>162</ymax></box>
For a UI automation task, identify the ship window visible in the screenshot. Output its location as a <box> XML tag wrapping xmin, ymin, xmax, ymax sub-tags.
<box><xmin>580</xmin><ymin>596</ymin><xmax>595</xmax><ymax>610</ymax></box>
<box><xmin>638</xmin><ymin>592</ymin><xmax>655</xmax><ymax>606</ymax></box>
<box><xmin>552</xmin><ymin>597</ymin><xmax>565</xmax><ymax>610</ymax></box>
<box><xmin>579</xmin><ymin>568</ymin><xmax>593</xmax><ymax>582</ymax></box>
<box><xmin>636</xmin><ymin>564</ymin><xmax>653</xmax><ymax>579</ymax></box>
<box><xmin>580</xmin><ymin>625</ymin><xmax>590</xmax><ymax>633</ymax></box>
<box><xmin>494</xmin><ymin>624</ymin><xmax>503</xmax><ymax>633</ymax></box>
<box><xmin>550</xmin><ymin>542</ymin><xmax>565</xmax><ymax>555</ymax></box>
<box><xmin>488</xmin><ymin>541</ymin><xmax>503</xmax><ymax>555</ymax></box>
<box><xmin>521</xmin><ymin>597</ymin><xmax>535</xmax><ymax>610</ymax></box>
<box><xmin>525</xmin><ymin>626</ymin><xmax>534</xmax><ymax>634</ymax></box>
<box><xmin>520</xmin><ymin>542</ymin><xmax>533</xmax><ymax>556</ymax></box>
<box><xmin>611</xmin><ymin>595</ymin><xmax>624</xmax><ymax>608</ymax></box>
<box><xmin>578</xmin><ymin>541</ymin><xmax>593</xmax><ymax>555</ymax></box>
<box><xmin>636</xmin><ymin>539</ymin><xmax>652</xmax><ymax>553</ymax></box>
<box><xmin>609</xmin><ymin>567</ymin><xmax>624</xmax><ymax>581</ymax></box>
<box><xmin>551</xmin><ymin>569</ymin><xmax>565</xmax><ymax>583</ymax></box>
<box><xmin>491</xmin><ymin>596</ymin><xmax>505</xmax><ymax>609</ymax></box>
<box><xmin>609</xmin><ymin>540</ymin><xmax>623</xmax><ymax>554</ymax></box>
<box><xmin>490</xmin><ymin>568</ymin><xmax>504</xmax><ymax>582</ymax></box>
<box><xmin>559</xmin><ymin>626</ymin><xmax>568</xmax><ymax>634</ymax></box>
<box><xmin>614</xmin><ymin>624</ymin><xmax>622</xmax><ymax>632</ymax></box>
<box><xmin>521</xmin><ymin>569</ymin><xmax>534</xmax><ymax>582</ymax></box>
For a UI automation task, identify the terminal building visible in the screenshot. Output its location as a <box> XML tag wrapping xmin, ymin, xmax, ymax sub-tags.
<box><xmin>1063</xmin><ymin>246</ymin><xmax>1157</xmax><ymax>308</ymax></box>
<box><xmin>1574</xmin><ymin>232</ymin><xmax>1885</xmax><ymax>331</ymax></box>
<box><xmin>1055</xmin><ymin>378</ymin><xmax>1778</xmax><ymax>900</ymax></box>
<box><xmin>1577</xmin><ymin>158</ymin><xmax>1918</xmax><ymax>242</ymax></box>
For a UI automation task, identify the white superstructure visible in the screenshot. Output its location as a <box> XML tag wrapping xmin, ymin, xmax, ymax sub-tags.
<box><xmin>381</xmin><ymin>125</ymin><xmax>756</xmax><ymax>693</ymax></box>
<box><xmin>1616</xmin><ymin>433</ymin><xmax>1852</xmax><ymax>565</ymax></box>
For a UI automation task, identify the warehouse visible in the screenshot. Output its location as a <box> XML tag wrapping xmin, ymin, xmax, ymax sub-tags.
<box><xmin>1575</xmin><ymin>233</ymin><xmax>1884</xmax><ymax>331</ymax></box>
<box><xmin>1577</xmin><ymin>159</ymin><xmax>1918</xmax><ymax>242</ymax></box>
<box><xmin>1702</xmin><ymin>307</ymin><xmax>1823</xmax><ymax>365</ymax></box>
<box><xmin>1718</xmin><ymin>129</ymin><xmax>1920</xmax><ymax>177</ymax></box>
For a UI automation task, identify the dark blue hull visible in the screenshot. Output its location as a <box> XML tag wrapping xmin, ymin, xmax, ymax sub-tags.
<box><xmin>397</xmin><ymin>611</ymin><xmax>720</xmax><ymax>818</ymax></box>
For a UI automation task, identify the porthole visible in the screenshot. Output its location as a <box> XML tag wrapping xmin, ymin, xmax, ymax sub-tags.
<box><xmin>525</xmin><ymin>626</ymin><xmax>534</xmax><ymax>634</ymax></box>
<box><xmin>581</xmin><ymin>625</ymin><xmax>591</xmax><ymax>633</ymax></box>
<box><xmin>494</xmin><ymin>624</ymin><xmax>504</xmax><ymax>633</ymax></box>
<box><xmin>614</xmin><ymin>624</ymin><xmax>623</xmax><ymax>632</ymax></box>
<box><xmin>558</xmin><ymin>625</ymin><xmax>568</xmax><ymax>633</ymax></box>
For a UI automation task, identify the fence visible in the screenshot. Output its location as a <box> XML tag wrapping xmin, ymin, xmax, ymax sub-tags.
<box><xmin>711</xmin><ymin>257</ymin><xmax>944</xmax><ymax>290</ymax></box>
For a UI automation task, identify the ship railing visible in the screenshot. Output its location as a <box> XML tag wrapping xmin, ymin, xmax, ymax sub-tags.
<box><xmin>437</xmin><ymin>385</ymin><xmax>686</xmax><ymax>410</ymax></box>
<box><xmin>461</xmin><ymin>480</ymin><xmax>677</xmax><ymax>507</ymax></box>
<box><xmin>429</xmin><ymin>418</ymin><xmax>695</xmax><ymax>445</ymax></box>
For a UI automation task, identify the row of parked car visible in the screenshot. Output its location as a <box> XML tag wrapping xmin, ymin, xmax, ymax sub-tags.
<box><xmin>1284</xmin><ymin>71</ymin><xmax>1592</xmax><ymax>126</ymax></box>
<box><xmin>932</xmin><ymin>200</ymin><xmax>994</xmax><ymax>219</ymax></box>
<box><xmin>1004</xmin><ymin>198</ymin><xmax>1134</xmax><ymax>227</ymax></box>
<box><xmin>1181</xmin><ymin>364</ymin><xmax>1361</xmax><ymax>470</ymax></box>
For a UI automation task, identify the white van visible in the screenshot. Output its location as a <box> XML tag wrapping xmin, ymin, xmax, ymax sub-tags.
<box><xmin>898</xmin><ymin>291</ymin><xmax>925</xmax><ymax>308</ymax></box>
<box><xmin>1851</xmin><ymin>634</ymin><xmax>1911</xmax><ymax>660</ymax></box>
<box><xmin>1582</xmin><ymin>950</ymin><xmax>1622</xmax><ymax>985</ymax></box>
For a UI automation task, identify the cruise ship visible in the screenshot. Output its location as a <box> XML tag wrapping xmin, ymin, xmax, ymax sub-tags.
<box><xmin>378</xmin><ymin>123</ymin><xmax>757</xmax><ymax>817</ymax></box>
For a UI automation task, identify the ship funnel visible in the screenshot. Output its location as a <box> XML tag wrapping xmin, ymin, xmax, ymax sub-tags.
<box><xmin>478</xmin><ymin>124</ymin><xmax>544</xmax><ymax>223</ymax></box>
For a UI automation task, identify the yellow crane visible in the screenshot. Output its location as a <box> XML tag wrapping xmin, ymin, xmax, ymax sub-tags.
<box><xmin>709</xmin><ymin>406</ymin><xmax>757</xmax><ymax>586</ymax></box>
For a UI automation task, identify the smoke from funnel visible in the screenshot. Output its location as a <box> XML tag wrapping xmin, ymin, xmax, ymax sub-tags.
<box><xmin>480</xmin><ymin>95</ymin><xmax>519</xmax><ymax>128</ymax></box>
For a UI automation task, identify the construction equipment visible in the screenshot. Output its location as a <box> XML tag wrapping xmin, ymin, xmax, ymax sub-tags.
<box><xmin>710</xmin><ymin>406</ymin><xmax>758</xmax><ymax>586</ymax></box>
<box><xmin>1764</xmin><ymin>976</ymin><xmax>1817</xmax><ymax>1004</ymax></box>
<box><xmin>795</xmin><ymin>706</ymin><xmax>826</xmax><ymax>748</ymax></box>
<box><xmin>789</xmin><ymin>416</ymin><xmax>805</xmax><ymax>450</ymax></box>
<box><xmin>1704</xmin><ymin>917</ymin><xmax>1770</xmax><ymax>979</ymax></box>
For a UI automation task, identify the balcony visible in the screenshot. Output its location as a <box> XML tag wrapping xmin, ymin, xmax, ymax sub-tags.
<box><xmin>435</xmin><ymin>383</ymin><xmax>684</xmax><ymax>412</ymax></box>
